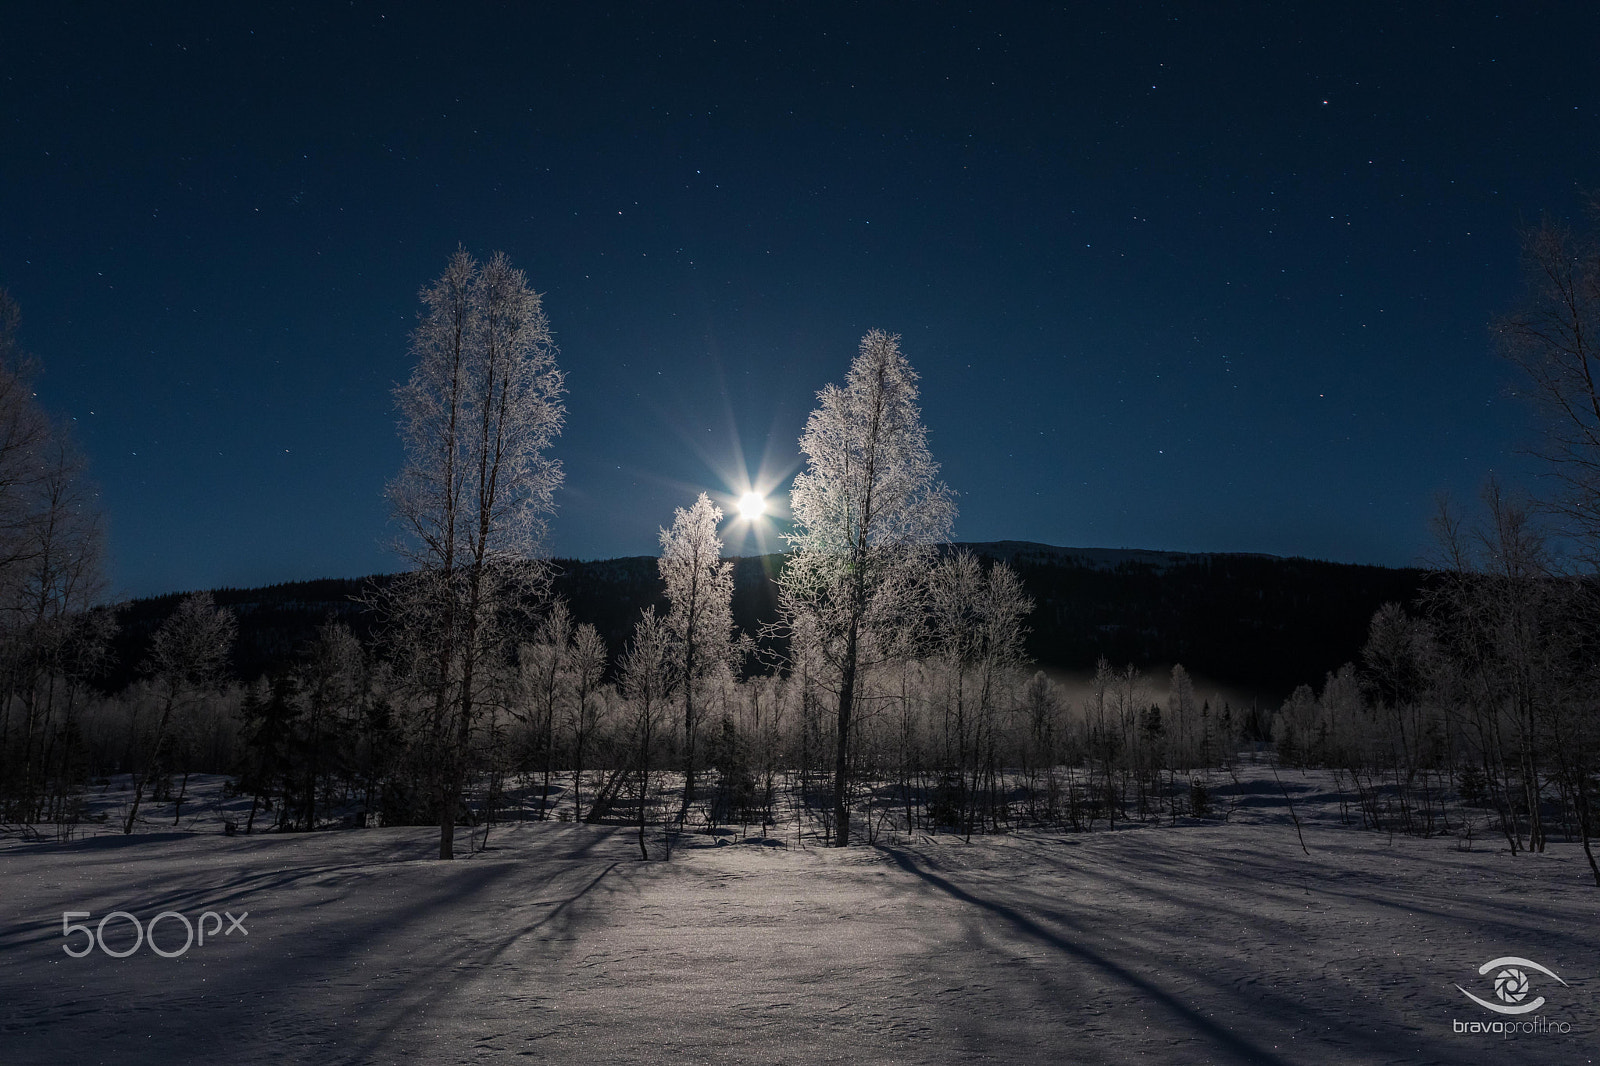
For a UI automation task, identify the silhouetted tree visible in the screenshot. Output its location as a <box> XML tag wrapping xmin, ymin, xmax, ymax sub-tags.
<box><xmin>1497</xmin><ymin>206</ymin><xmax>1600</xmax><ymax>555</ymax></box>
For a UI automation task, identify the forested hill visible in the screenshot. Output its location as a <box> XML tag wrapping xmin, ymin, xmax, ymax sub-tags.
<box><xmin>964</xmin><ymin>543</ymin><xmax>1427</xmax><ymax>696</ymax></box>
<box><xmin>101</xmin><ymin>544</ymin><xmax>1426</xmax><ymax>699</ymax></box>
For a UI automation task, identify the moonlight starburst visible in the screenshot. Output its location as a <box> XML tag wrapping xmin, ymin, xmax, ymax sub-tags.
<box><xmin>737</xmin><ymin>491</ymin><xmax>766</xmax><ymax>521</ymax></box>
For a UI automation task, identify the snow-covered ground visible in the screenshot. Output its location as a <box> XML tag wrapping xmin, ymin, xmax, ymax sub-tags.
<box><xmin>2</xmin><ymin>768</ymin><xmax>1596</xmax><ymax>1065</ymax></box>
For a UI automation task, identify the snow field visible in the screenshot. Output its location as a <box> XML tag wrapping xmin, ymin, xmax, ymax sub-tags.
<box><xmin>1</xmin><ymin>769</ymin><xmax>1596</xmax><ymax>1065</ymax></box>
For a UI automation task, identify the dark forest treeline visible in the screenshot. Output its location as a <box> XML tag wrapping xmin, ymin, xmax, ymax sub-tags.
<box><xmin>1248</xmin><ymin>491</ymin><xmax>1600</xmax><ymax>884</ymax></box>
<box><xmin>97</xmin><ymin>544</ymin><xmax>1423</xmax><ymax>699</ymax></box>
<box><xmin>14</xmin><ymin>528</ymin><xmax>1446</xmax><ymax>849</ymax></box>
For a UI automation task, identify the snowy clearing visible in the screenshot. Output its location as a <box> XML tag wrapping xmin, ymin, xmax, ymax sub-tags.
<box><xmin>2</xmin><ymin>770</ymin><xmax>1596</xmax><ymax>1065</ymax></box>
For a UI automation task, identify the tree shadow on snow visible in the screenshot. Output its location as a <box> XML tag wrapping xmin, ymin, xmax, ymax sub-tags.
<box><xmin>872</xmin><ymin>842</ymin><xmax>1433</xmax><ymax>1066</ymax></box>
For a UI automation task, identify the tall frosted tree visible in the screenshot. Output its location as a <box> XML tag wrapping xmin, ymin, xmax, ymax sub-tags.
<box><xmin>781</xmin><ymin>330</ymin><xmax>955</xmax><ymax>846</ymax></box>
<box><xmin>386</xmin><ymin>248</ymin><xmax>565</xmax><ymax>859</ymax></box>
<box><xmin>1491</xmin><ymin>208</ymin><xmax>1600</xmax><ymax>880</ymax></box>
<box><xmin>659</xmin><ymin>492</ymin><xmax>737</xmax><ymax>823</ymax></box>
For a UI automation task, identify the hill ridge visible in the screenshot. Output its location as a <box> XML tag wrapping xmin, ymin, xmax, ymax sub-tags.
<box><xmin>101</xmin><ymin>546</ymin><xmax>1427</xmax><ymax>700</ymax></box>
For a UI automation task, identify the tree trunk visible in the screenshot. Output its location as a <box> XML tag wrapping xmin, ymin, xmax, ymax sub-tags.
<box><xmin>573</xmin><ymin>736</ymin><xmax>586</xmax><ymax>823</ymax></box>
<box><xmin>1574</xmin><ymin>765</ymin><xmax>1600</xmax><ymax>888</ymax></box>
<box><xmin>123</xmin><ymin>686</ymin><xmax>179</xmax><ymax>835</ymax></box>
<box><xmin>172</xmin><ymin>770</ymin><xmax>189</xmax><ymax>826</ymax></box>
<box><xmin>833</xmin><ymin>625</ymin><xmax>859</xmax><ymax>848</ymax></box>
<box><xmin>540</xmin><ymin>697</ymin><xmax>556</xmax><ymax>820</ymax></box>
<box><xmin>585</xmin><ymin>765</ymin><xmax>629</xmax><ymax>824</ymax></box>
<box><xmin>438</xmin><ymin>778</ymin><xmax>455</xmax><ymax>859</ymax></box>
<box><xmin>638</xmin><ymin>762</ymin><xmax>650</xmax><ymax>861</ymax></box>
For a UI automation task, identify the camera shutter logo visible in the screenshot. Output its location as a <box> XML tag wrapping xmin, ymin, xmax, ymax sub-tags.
<box><xmin>1456</xmin><ymin>957</ymin><xmax>1568</xmax><ymax>1016</ymax></box>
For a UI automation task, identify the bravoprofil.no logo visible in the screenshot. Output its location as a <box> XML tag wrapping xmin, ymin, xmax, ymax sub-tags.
<box><xmin>1456</xmin><ymin>957</ymin><xmax>1568</xmax><ymax>1015</ymax></box>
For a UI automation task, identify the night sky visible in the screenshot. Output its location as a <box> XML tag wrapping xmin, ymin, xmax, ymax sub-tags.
<box><xmin>4</xmin><ymin>4</ymin><xmax>1598</xmax><ymax>599</ymax></box>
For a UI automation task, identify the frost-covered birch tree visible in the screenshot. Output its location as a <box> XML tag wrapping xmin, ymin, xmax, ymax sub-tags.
<box><xmin>565</xmin><ymin>622</ymin><xmax>608</xmax><ymax>822</ymax></box>
<box><xmin>622</xmin><ymin>608</ymin><xmax>674</xmax><ymax>860</ymax></box>
<box><xmin>929</xmin><ymin>550</ymin><xmax>1031</xmax><ymax>835</ymax></box>
<box><xmin>385</xmin><ymin>248</ymin><xmax>565</xmax><ymax>860</ymax></box>
<box><xmin>659</xmin><ymin>492</ymin><xmax>736</xmax><ymax>824</ymax></box>
<box><xmin>122</xmin><ymin>592</ymin><xmax>235</xmax><ymax>834</ymax></box>
<box><xmin>521</xmin><ymin>600</ymin><xmax>574</xmax><ymax>820</ymax></box>
<box><xmin>780</xmin><ymin>329</ymin><xmax>955</xmax><ymax>846</ymax></box>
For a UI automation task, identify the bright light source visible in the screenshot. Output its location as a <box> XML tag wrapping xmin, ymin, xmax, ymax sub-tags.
<box><xmin>737</xmin><ymin>491</ymin><xmax>766</xmax><ymax>521</ymax></box>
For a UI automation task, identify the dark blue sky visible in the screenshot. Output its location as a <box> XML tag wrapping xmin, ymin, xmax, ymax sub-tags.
<box><xmin>3</xmin><ymin>4</ymin><xmax>1597</xmax><ymax>598</ymax></box>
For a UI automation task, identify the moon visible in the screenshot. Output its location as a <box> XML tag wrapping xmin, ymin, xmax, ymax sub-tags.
<box><xmin>737</xmin><ymin>491</ymin><xmax>766</xmax><ymax>520</ymax></box>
